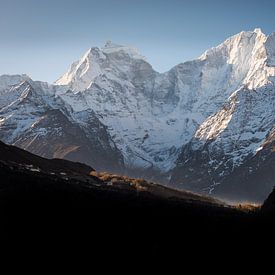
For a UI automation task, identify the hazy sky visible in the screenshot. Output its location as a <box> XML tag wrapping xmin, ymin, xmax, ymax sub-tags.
<box><xmin>1</xmin><ymin>0</ymin><xmax>275</xmax><ymax>83</ymax></box>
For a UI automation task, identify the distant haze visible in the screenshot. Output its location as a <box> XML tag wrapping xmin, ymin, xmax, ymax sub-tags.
<box><xmin>0</xmin><ymin>0</ymin><xmax>275</xmax><ymax>83</ymax></box>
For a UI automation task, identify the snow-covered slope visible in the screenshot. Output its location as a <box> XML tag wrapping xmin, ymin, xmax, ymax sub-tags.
<box><xmin>54</xmin><ymin>29</ymin><xmax>275</xmax><ymax>176</ymax></box>
<box><xmin>170</xmin><ymin>29</ymin><xmax>275</xmax><ymax>199</ymax></box>
<box><xmin>0</xmin><ymin>29</ymin><xmax>275</xmax><ymax>200</ymax></box>
<box><xmin>0</xmin><ymin>78</ymin><xmax>124</xmax><ymax>172</ymax></box>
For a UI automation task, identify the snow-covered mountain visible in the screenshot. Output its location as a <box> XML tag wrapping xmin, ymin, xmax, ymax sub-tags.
<box><xmin>170</xmin><ymin>29</ymin><xmax>275</xmax><ymax>201</ymax></box>
<box><xmin>0</xmin><ymin>78</ymin><xmax>124</xmax><ymax>172</ymax></box>
<box><xmin>0</xmin><ymin>29</ymin><xmax>274</xmax><ymax>201</ymax></box>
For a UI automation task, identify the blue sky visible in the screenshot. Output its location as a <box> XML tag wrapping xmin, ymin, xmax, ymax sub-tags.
<box><xmin>1</xmin><ymin>0</ymin><xmax>275</xmax><ymax>83</ymax></box>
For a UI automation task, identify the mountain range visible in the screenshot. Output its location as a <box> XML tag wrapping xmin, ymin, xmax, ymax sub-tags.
<box><xmin>0</xmin><ymin>28</ymin><xmax>275</xmax><ymax>202</ymax></box>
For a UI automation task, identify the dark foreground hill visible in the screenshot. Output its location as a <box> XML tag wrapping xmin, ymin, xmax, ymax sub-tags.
<box><xmin>0</xmin><ymin>141</ymin><xmax>275</xmax><ymax>263</ymax></box>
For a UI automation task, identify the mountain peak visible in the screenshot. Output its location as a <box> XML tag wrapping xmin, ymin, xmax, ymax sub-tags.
<box><xmin>0</xmin><ymin>74</ymin><xmax>31</xmax><ymax>92</ymax></box>
<box><xmin>101</xmin><ymin>41</ymin><xmax>146</xmax><ymax>61</ymax></box>
<box><xmin>55</xmin><ymin>40</ymin><xmax>148</xmax><ymax>91</ymax></box>
<box><xmin>253</xmin><ymin>27</ymin><xmax>263</xmax><ymax>34</ymax></box>
<box><xmin>103</xmin><ymin>40</ymin><xmax>123</xmax><ymax>49</ymax></box>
